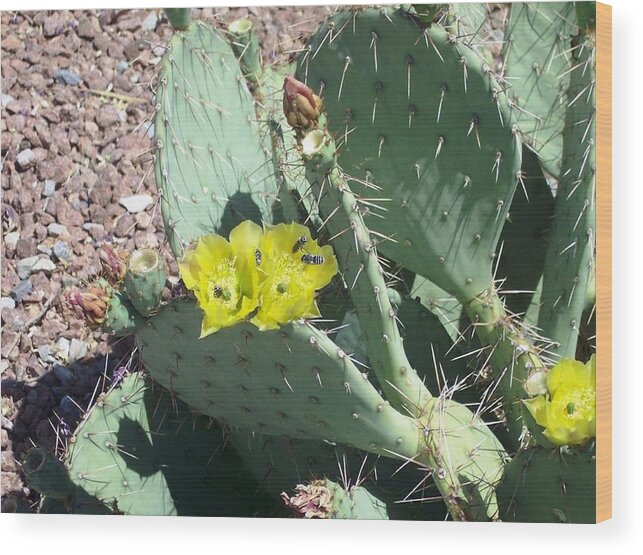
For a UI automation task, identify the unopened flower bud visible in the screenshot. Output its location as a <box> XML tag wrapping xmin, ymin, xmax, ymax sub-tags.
<box><xmin>66</xmin><ymin>286</ymin><xmax>110</xmax><ymax>327</ymax></box>
<box><xmin>280</xmin><ymin>481</ymin><xmax>332</xmax><ymax>519</ymax></box>
<box><xmin>98</xmin><ymin>244</ymin><xmax>127</xmax><ymax>284</ymax></box>
<box><xmin>283</xmin><ymin>75</ymin><xmax>323</xmax><ymax>129</ymax></box>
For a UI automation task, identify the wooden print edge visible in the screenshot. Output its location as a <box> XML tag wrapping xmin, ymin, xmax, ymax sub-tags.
<box><xmin>596</xmin><ymin>1</ymin><xmax>612</xmax><ymax>523</ymax></box>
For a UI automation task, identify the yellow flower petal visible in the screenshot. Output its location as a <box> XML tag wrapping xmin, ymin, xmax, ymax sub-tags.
<box><xmin>524</xmin><ymin>395</ymin><xmax>548</xmax><ymax>428</ymax></box>
<box><xmin>526</xmin><ymin>356</ymin><xmax>597</xmax><ymax>446</ymax></box>
<box><xmin>178</xmin><ymin>222</ymin><xmax>262</xmax><ymax>337</ymax></box>
<box><xmin>546</xmin><ymin>358</ymin><xmax>588</xmax><ymax>397</ymax></box>
<box><xmin>251</xmin><ymin>222</ymin><xmax>337</xmax><ymax>329</ymax></box>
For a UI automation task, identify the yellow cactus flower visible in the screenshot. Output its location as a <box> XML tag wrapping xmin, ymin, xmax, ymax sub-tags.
<box><xmin>179</xmin><ymin>221</ymin><xmax>263</xmax><ymax>338</ymax></box>
<box><xmin>524</xmin><ymin>355</ymin><xmax>596</xmax><ymax>446</ymax></box>
<box><xmin>251</xmin><ymin>222</ymin><xmax>337</xmax><ymax>331</ymax></box>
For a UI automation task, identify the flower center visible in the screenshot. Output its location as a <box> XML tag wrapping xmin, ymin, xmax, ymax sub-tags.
<box><xmin>207</xmin><ymin>257</ymin><xmax>240</xmax><ymax>310</ymax></box>
<box><xmin>271</xmin><ymin>253</ymin><xmax>309</xmax><ymax>302</ymax></box>
<box><xmin>557</xmin><ymin>388</ymin><xmax>594</xmax><ymax>422</ymax></box>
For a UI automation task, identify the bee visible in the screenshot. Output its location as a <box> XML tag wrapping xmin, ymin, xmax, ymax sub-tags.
<box><xmin>301</xmin><ymin>254</ymin><xmax>324</xmax><ymax>265</ymax></box>
<box><xmin>292</xmin><ymin>235</ymin><xmax>308</xmax><ymax>253</ymax></box>
<box><xmin>254</xmin><ymin>249</ymin><xmax>262</xmax><ymax>266</ymax></box>
<box><xmin>212</xmin><ymin>284</ymin><xmax>223</xmax><ymax>298</ymax></box>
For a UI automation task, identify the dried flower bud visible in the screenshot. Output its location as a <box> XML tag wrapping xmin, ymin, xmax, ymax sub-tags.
<box><xmin>283</xmin><ymin>75</ymin><xmax>323</xmax><ymax>129</ymax></box>
<box><xmin>281</xmin><ymin>481</ymin><xmax>332</xmax><ymax>519</ymax></box>
<box><xmin>66</xmin><ymin>286</ymin><xmax>110</xmax><ymax>327</ymax></box>
<box><xmin>98</xmin><ymin>244</ymin><xmax>127</xmax><ymax>284</ymax></box>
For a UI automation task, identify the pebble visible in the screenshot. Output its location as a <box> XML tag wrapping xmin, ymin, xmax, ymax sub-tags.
<box><xmin>138</xmin><ymin>121</ymin><xmax>154</xmax><ymax>138</ymax></box>
<box><xmin>16</xmin><ymin>256</ymin><xmax>40</xmax><ymax>279</ymax></box>
<box><xmin>33</xmin><ymin>258</ymin><xmax>56</xmax><ymax>274</ymax></box>
<box><xmin>68</xmin><ymin>339</ymin><xmax>87</xmax><ymax>362</ymax></box>
<box><xmin>37</xmin><ymin>345</ymin><xmax>56</xmax><ymax>364</ymax></box>
<box><xmin>52</xmin><ymin>69</ymin><xmax>82</xmax><ymax>86</ymax></box>
<box><xmin>53</xmin><ymin>338</ymin><xmax>70</xmax><ymax>362</ymax></box>
<box><xmin>142</xmin><ymin>11</ymin><xmax>158</xmax><ymax>30</ymax></box>
<box><xmin>15</xmin><ymin>149</ymin><xmax>37</xmax><ymax>170</ymax></box>
<box><xmin>4</xmin><ymin>232</ymin><xmax>20</xmax><ymax>251</ymax></box>
<box><xmin>47</xmin><ymin>223</ymin><xmax>68</xmax><ymax>237</ymax></box>
<box><xmin>53</xmin><ymin>241</ymin><xmax>72</xmax><ymax>262</ymax></box>
<box><xmin>1</xmin><ymin>94</ymin><xmax>15</xmax><ymax>108</ymax></box>
<box><xmin>115</xmin><ymin>60</ymin><xmax>128</xmax><ymax>74</ymax></box>
<box><xmin>53</xmin><ymin>363</ymin><xmax>75</xmax><ymax>385</ymax></box>
<box><xmin>119</xmin><ymin>194</ymin><xmax>153</xmax><ymax>213</ymax></box>
<box><xmin>42</xmin><ymin>180</ymin><xmax>56</xmax><ymax>197</ymax></box>
<box><xmin>135</xmin><ymin>211</ymin><xmax>152</xmax><ymax>229</ymax></box>
<box><xmin>0</xmin><ymin>297</ymin><xmax>16</xmax><ymax>310</ymax></box>
<box><xmin>37</xmin><ymin>244</ymin><xmax>53</xmax><ymax>256</ymax></box>
<box><xmin>59</xmin><ymin>396</ymin><xmax>80</xmax><ymax>418</ymax></box>
<box><xmin>10</xmin><ymin>280</ymin><xmax>33</xmax><ymax>303</ymax></box>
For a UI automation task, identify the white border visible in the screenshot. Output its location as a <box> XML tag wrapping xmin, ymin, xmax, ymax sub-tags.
<box><xmin>2</xmin><ymin>0</ymin><xmax>640</xmax><ymax>550</ymax></box>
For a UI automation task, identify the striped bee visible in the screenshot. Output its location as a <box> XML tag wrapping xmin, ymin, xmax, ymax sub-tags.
<box><xmin>292</xmin><ymin>235</ymin><xmax>308</xmax><ymax>253</ymax></box>
<box><xmin>254</xmin><ymin>249</ymin><xmax>262</xmax><ymax>266</ymax></box>
<box><xmin>212</xmin><ymin>284</ymin><xmax>223</xmax><ymax>298</ymax></box>
<box><xmin>301</xmin><ymin>253</ymin><xmax>324</xmax><ymax>265</ymax></box>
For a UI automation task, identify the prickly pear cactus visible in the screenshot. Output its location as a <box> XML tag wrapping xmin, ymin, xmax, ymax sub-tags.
<box><xmin>297</xmin><ymin>7</ymin><xmax>521</xmax><ymax>302</ymax></box>
<box><xmin>38</xmin><ymin>373</ymin><xmax>278</xmax><ymax>516</ymax></box>
<box><xmin>50</xmin><ymin>3</ymin><xmax>599</xmax><ymax>524</ymax></box>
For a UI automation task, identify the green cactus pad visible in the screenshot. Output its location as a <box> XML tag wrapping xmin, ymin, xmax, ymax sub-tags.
<box><xmin>296</xmin><ymin>7</ymin><xmax>521</xmax><ymax>302</ymax></box>
<box><xmin>424</xmin><ymin>396</ymin><xmax>508</xmax><ymax>520</ymax></box>
<box><xmin>61</xmin><ymin>372</ymin><xmax>276</xmax><ymax>516</ymax></box>
<box><xmin>155</xmin><ymin>21</ymin><xmax>279</xmax><ymax>257</ymax></box>
<box><xmin>325</xmin><ymin>479</ymin><xmax>389</xmax><ymax>519</ymax></box>
<box><xmin>537</xmin><ymin>34</ymin><xmax>595</xmax><ymax>359</ymax></box>
<box><xmin>136</xmin><ymin>299</ymin><xmax>420</xmax><ymax>460</ymax></box>
<box><xmin>123</xmin><ymin>249</ymin><xmax>166</xmax><ymax>317</ymax></box>
<box><xmin>22</xmin><ymin>448</ymin><xmax>74</xmax><ymax>501</ymax></box>
<box><xmin>105</xmin><ymin>290</ymin><xmax>144</xmax><ymax>336</ymax></box>
<box><xmin>502</xmin><ymin>2</ymin><xmax>578</xmax><ymax>177</ymax></box>
<box><xmin>497</xmin><ymin>447</ymin><xmax>596</xmax><ymax>523</ymax></box>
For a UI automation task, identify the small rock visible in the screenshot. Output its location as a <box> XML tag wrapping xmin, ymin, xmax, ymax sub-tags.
<box><xmin>15</xmin><ymin>149</ymin><xmax>37</xmax><ymax>170</ymax></box>
<box><xmin>83</xmin><ymin>222</ymin><xmax>106</xmax><ymax>241</ymax></box>
<box><xmin>135</xmin><ymin>211</ymin><xmax>152</xmax><ymax>229</ymax></box>
<box><xmin>59</xmin><ymin>395</ymin><xmax>80</xmax><ymax>418</ymax></box>
<box><xmin>68</xmin><ymin>339</ymin><xmax>87</xmax><ymax>362</ymax></box>
<box><xmin>115</xmin><ymin>60</ymin><xmax>128</xmax><ymax>74</ymax></box>
<box><xmin>142</xmin><ymin>11</ymin><xmax>158</xmax><ymax>31</ymax></box>
<box><xmin>0</xmin><ymin>298</ymin><xmax>16</xmax><ymax>310</ymax></box>
<box><xmin>52</xmin><ymin>69</ymin><xmax>82</xmax><ymax>86</ymax></box>
<box><xmin>5</xmin><ymin>232</ymin><xmax>20</xmax><ymax>250</ymax></box>
<box><xmin>114</xmin><ymin>214</ymin><xmax>135</xmax><ymax>237</ymax></box>
<box><xmin>52</xmin><ymin>241</ymin><xmax>72</xmax><ymax>262</ymax></box>
<box><xmin>15</xmin><ymin>237</ymin><xmax>35</xmax><ymax>258</ymax></box>
<box><xmin>10</xmin><ymin>280</ymin><xmax>33</xmax><ymax>303</ymax></box>
<box><xmin>37</xmin><ymin>244</ymin><xmax>52</xmax><ymax>256</ymax></box>
<box><xmin>1</xmin><ymin>94</ymin><xmax>15</xmax><ymax>108</ymax></box>
<box><xmin>119</xmin><ymin>194</ymin><xmax>153</xmax><ymax>214</ymax></box>
<box><xmin>47</xmin><ymin>223</ymin><xmax>68</xmax><ymax>237</ymax></box>
<box><xmin>2</xmin><ymin>35</ymin><xmax>22</xmax><ymax>52</ymax></box>
<box><xmin>138</xmin><ymin>121</ymin><xmax>154</xmax><ymax>138</ymax></box>
<box><xmin>32</xmin><ymin>258</ymin><xmax>56</xmax><ymax>274</ymax></box>
<box><xmin>16</xmin><ymin>256</ymin><xmax>39</xmax><ymax>279</ymax></box>
<box><xmin>53</xmin><ymin>338</ymin><xmax>70</xmax><ymax>362</ymax></box>
<box><xmin>77</xmin><ymin>16</ymin><xmax>101</xmax><ymax>39</ymax></box>
<box><xmin>37</xmin><ymin>345</ymin><xmax>56</xmax><ymax>364</ymax></box>
<box><xmin>53</xmin><ymin>363</ymin><xmax>75</xmax><ymax>385</ymax></box>
<box><xmin>96</xmin><ymin>104</ymin><xmax>120</xmax><ymax>128</ymax></box>
<box><xmin>42</xmin><ymin>180</ymin><xmax>56</xmax><ymax>197</ymax></box>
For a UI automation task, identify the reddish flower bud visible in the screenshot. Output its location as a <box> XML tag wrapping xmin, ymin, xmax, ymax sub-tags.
<box><xmin>98</xmin><ymin>244</ymin><xmax>127</xmax><ymax>284</ymax></box>
<box><xmin>283</xmin><ymin>75</ymin><xmax>323</xmax><ymax>129</ymax></box>
<box><xmin>281</xmin><ymin>481</ymin><xmax>332</xmax><ymax>519</ymax></box>
<box><xmin>65</xmin><ymin>287</ymin><xmax>110</xmax><ymax>327</ymax></box>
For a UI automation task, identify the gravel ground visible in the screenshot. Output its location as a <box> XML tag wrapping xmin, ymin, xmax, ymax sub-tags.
<box><xmin>0</xmin><ymin>6</ymin><xmax>333</xmax><ymax>511</ymax></box>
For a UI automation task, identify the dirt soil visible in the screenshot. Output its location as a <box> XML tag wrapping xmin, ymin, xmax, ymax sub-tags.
<box><xmin>0</xmin><ymin>6</ymin><xmax>334</xmax><ymax>511</ymax></box>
